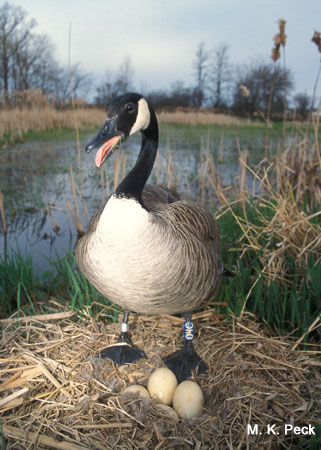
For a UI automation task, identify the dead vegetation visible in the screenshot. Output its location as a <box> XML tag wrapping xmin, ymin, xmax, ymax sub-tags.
<box><xmin>190</xmin><ymin>121</ymin><xmax>321</xmax><ymax>288</ymax></box>
<box><xmin>0</xmin><ymin>88</ymin><xmax>265</xmax><ymax>144</ymax></box>
<box><xmin>0</xmin><ymin>307</ymin><xmax>320</xmax><ymax>449</ymax></box>
<box><xmin>156</xmin><ymin>109</ymin><xmax>260</xmax><ymax>127</ymax></box>
<box><xmin>0</xmin><ymin>104</ymin><xmax>257</xmax><ymax>145</ymax></box>
<box><xmin>221</xmin><ymin>156</ymin><xmax>321</xmax><ymax>284</ymax></box>
<box><xmin>277</xmin><ymin>137</ymin><xmax>321</xmax><ymax>208</ymax></box>
<box><xmin>0</xmin><ymin>105</ymin><xmax>105</xmax><ymax>141</ymax></box>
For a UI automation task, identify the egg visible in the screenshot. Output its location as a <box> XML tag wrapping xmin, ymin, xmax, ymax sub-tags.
<box><xmin>173</xmin><ymin>380</ymin><xmax>204</xmax><ymax>419</ymax></box>
<box><xmin>156</xmin><ymin>404</ymin><xmax>179</xmax><ymax>420</ymax></box>
<box><xmin>147</xmin><ymin>367</ymin><xmax>178</xmax><ymax>405</ymax></box>
<box><xmin>122</xmin><ymin>384</ymin><xmax>150</xmax><ymax>398</ymax></box>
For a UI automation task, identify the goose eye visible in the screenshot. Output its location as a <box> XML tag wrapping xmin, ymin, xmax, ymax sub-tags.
<box><xmin>125</xmin><ymin>103</ymin><xmax>134</xmax><ymax>113</ymax></box>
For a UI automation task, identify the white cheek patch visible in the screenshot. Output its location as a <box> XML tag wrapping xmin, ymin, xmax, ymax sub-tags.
<box><xmin>129</xmin><ymin>98</ymin><xmax>150</xmax><ymax>135</ymax></box>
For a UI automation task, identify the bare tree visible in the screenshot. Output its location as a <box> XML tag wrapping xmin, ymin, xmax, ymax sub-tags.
<box><xmin>146</xmin><ymin>89</ymin><xmax>170</xmax><ymax>109</ymax></box>
<box><xmin>95</xmin><ymin>57</ymin><xmax>134</xmax><ymax>106</ymax></box>
<box><xmin>207</xmin><ymin>43</ymin><xmax>231</xmax><ymax>108</ymax></box>
<box><xmin>170</xmin><ymin>80</ymin><xmax>192</xmax><ymax>107</ymax></box>
<box><xmin>115</xmin><ymin>56</ymin><xmax>134</xmax><ymax>93</ymax></box>
<box><xmin>13</xmin><ymin>33</ymin><xmax>56</xmax><ymax>92</ymax></box>
<box><xmin>232</xmin><ymin>60</ymin><xmax>294</xmax><ymax>117</ymax></box>
<box><xmin>0</xmin><ymin>2</ymin><xmax>35</xmax><ymax>102</ymax></box>
<box><xmin>95</xmin><ymin>70</ymin><xmax>116</xmax><ymax>106</ymax></box>
<box><xmin>0</xmin><ymin>3</ymin><xmax>93</xmax><ymax>105</ymax></box>
<box><xmin>50</xmin><ymin>63</ymin><xmax>92</xmax><ymax>104</ymax></box>
<box><xmin>192</xmin><ymin>42</ymin><xmax>208</xmax><ymax>107</ymax></box>
<box><xmin>294</xmin><ymin>92</ymin><xmax>311</xmax><ymax>120</ymax></box>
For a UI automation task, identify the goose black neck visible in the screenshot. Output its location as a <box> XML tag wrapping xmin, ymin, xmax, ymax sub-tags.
<box><xmin>115</xmin><ymin>107</ymin><xmax>158</xmax><ymax>206</ymax></box>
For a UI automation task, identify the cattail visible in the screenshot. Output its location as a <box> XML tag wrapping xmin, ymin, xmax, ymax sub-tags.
<box><xmin>273</xmin><ymin>34</ymin><xmax>282</xmax><ymax>46</ymax></box>
<box><xmin>278</xmin><ymin>19</ymin><xmax>287</xmax><ymax>45</ymax></box>
<box><xmin>311</xmin><ymin>31</ymin><xmax>321</xmax><ymax>53</ymax></box>
<box><xmin>272</xmin><ymin>41</ymin><xmax>281</xmax><ymax>61</ymax></box>
<box><xmin>272</xmin><ymin>19</ymin><xmax>286</xmax><ymax>61</ymax></box>
<box><xmin>239</xmin><ymin>84</ymin><xmax>250</xmax><ymax>98</ymax></box>
<box><xmin>271</xmin><ymin>47</ymin><xmax>281</xmax><ymax>62</ymax></box>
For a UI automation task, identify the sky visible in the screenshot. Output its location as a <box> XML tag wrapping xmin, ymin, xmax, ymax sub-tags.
<box><xmin>10</xmin><ymin>0</ymin><xmax>321</xmax><ymax>101</ymax></box>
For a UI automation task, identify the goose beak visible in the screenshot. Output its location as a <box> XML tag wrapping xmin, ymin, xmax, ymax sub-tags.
<box><xmin>85</xmin><ymin>116</ymin><xmax>123</xmax><ymax>167</ymax></box>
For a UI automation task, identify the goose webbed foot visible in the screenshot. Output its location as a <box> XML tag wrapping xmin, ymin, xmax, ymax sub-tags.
<box><xmin>99</xmin><ymin>331</ymin><xmax>146</xmax><ymax>364</ymax></box>
<box><xmin>163</xmin><ymin>340</ymin><xmax>208</xmax><ymax>383</ymax></box>
<box><xmin>98</xmin><ymin>310</ymin><xmax>147</xmax><ymax>365</ymax></box>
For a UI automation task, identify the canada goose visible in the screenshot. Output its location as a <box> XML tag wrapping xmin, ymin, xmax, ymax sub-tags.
<box><xmin>76</xmin><ymin>93</ymin><xmax>228</xmax><ymax>381</ymax></box>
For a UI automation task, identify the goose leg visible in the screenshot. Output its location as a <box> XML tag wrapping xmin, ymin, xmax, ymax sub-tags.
<box><xmin>162</xmin><ymin>315</ymin><xmax>208</xmax><ymax>383</ymax></box>
<box><xmin>98</xmin><ymin>310</ymin><xmax>147</xmax><ymax>364</ymax></box>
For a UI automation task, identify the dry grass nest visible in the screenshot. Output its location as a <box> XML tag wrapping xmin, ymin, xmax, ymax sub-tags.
<box><xmin>1</xmin><ymin>307</ymin><xmax>321</xmax><ymax>449</ymax></box>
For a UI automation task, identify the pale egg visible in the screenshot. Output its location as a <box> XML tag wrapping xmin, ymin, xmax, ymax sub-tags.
<box><xmin>122</xmin><ymin>384</ymin><xmax>150</xmax><ymax>398</ymax></box>
<box><xmin>155</xmin><ymin>404</ymin><xmax>179</xmax><ymax>420</ymax></box>
<box><xmin>147</xmin><ymin>367</ymin><xmax>178</xmax><ymax>405</ymax></box>
<box><xmin>173</xmin><ymin>380</ymin><xmax>204</xmax><ymax>419</ymax></box>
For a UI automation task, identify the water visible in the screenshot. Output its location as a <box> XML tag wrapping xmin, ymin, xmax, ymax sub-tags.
<box><xmin>0</xmin><ymin>127</ymin><xmax>273</xmax><ymax>274</ymax></box>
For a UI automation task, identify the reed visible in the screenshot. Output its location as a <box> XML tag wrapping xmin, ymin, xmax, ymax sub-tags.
<box><xmin>0</xmin><ymin>95</ymin><xmax>105</xmax><ymax>144</ymax></box>
<box><xmin>215</xmin><ymin>203</ymin><xmax>321</xmax><ymax>340</ymax></box>
<box><xmin>1</xmin><ymin>310</ymin><xmax>320</xmax><ymax>449</ymax></box>
<box><xmin>0</xmin><ymin>88</ymin><xmax>265</xmax><ymax>146</ymax></box>
<box><xmin>113</xmin><ymin>151</ymin><xmax>127</xmax><ymax>191</ymax></box>
<box><xmin>310</xmin><ymin>31</ymin><xmax>321</xmax><ymax>125</ymax></box>
<box><xmin>156</xmin><ymin>109</ymin><xmax>261</xmax><ymax>127</ymax></box>
<box><xmin>0</xmin><ymin>191</ymin><xmax>7</xmax><ymax>234</ymax></box>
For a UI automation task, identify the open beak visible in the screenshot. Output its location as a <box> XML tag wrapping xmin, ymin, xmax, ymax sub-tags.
<box><xmin>85</xmin><ymin>116</ymin><xmax>123</xmax><ymax>167</ymax></box>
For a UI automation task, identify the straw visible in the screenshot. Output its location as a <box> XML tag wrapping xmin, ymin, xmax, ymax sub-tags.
<box><xmin>1</xmin><ymin>310</ymin><xmax>320</xmax><ymax>449</ymax></box>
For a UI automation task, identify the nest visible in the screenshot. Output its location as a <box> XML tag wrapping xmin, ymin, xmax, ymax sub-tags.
<box><xmin>1</xmin><ymin>308</ymin><xmax>320</xmax><ymax>449</ymax></box>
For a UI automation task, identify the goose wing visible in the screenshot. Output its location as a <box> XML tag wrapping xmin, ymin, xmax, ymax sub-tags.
<box><xmin>141</xmin><ymin>186</ymin><xmax>219</xmax><ymax>248</ymax></box>
<box><xmin>156</xmin><ymin>200</ymin><xmax>221</xmax><ymax>251</ymax></box>
<box><xmin>141</xmin><ymin>184</ymin><xmax>181</xmax><ymax>209</ymax></box>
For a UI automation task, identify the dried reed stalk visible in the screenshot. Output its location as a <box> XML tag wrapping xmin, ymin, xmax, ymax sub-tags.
<box><xmin>292</xmin><ymin>315</ymin><xmax>321</xmax><ymax>351</ymax></box>
<box><xmin>156</xmin><ymin>109</ymin><xmax>260</xmax><ymax>127</ymax></box>
<box><xmin>0</xmin><ymin>190</ymin><xmax>7</xmax><ymax>234</ymax></box>
<box><xmin>238</xmin><ymin>149</ymin><xmax>249</xmax><ymax>205</ymax></box>
<box><xmin>277</xmin><ymin>136</ymin><xmax>321</xmax><ymax>209</ymax></box>
<box><xmin>0</xmin><ymin>311</ymin><xmax>76</xmax><ymax>325</ymax></box>
<box><xmin>1</xmin><ymin>312</ymin><xmax>320</xmax><ymax>449</ymax></box>
<box><xmin>68</xmin><ymin>23</ymin><xmax>84</xmax><ymax>195</ymax></box>
<box><xmin>227</xmin><ymin>154</ymin><xmax>321</xmax><ymax>282</ymax></box>
<box><xmin>219</xmin><ymin>131</ymin><xmax>224</xmax><ymax>164</ymax></box>
<box><xmin>2</xmin><ymin>424</ymin><xmax>90</xmax><ymax>450</ymax></box>
<box><xmin>74</xmin><ymin>183</ymin><xmax>89</xmax><ymax>225</ymax></box>
<box><xmin>0</xmin><ymin>104</ymin><xmax>105</xmax><ymax>141</ymax></box>
<box><xmin>207</xmin><ymin>156</ymin><xmax>222</xmax><ymax>194</ymax></box>
<box><xmin>68</xmin><ymin>165</ymin><xmax>84</xmax><ymax>235</ymax></box>
<box><xmin>0</xmin><ymin>387</ymin><xmax>29</xmax><ymax>408</ymax></box>
<box><xmin>113</xmin><ymin>152</ymin><xmax>126</xmax><ymax>190</ymax></box>
<box><xmin>66</xmin><ymin>199</ymin><xmax>83</xmax><ymax>236</ymax></box>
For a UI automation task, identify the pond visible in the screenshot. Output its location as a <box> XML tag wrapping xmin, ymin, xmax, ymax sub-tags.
<box><xmin>0</xmin><ymin>124</ymin><xmax>276</xmax><ymax>275</ymax></box>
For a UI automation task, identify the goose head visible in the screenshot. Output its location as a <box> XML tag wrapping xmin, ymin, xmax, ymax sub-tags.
<box><xmin>85</xmin><ymin>93</ymin><xmax>154</xmax><ymax>167</ymax></box>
